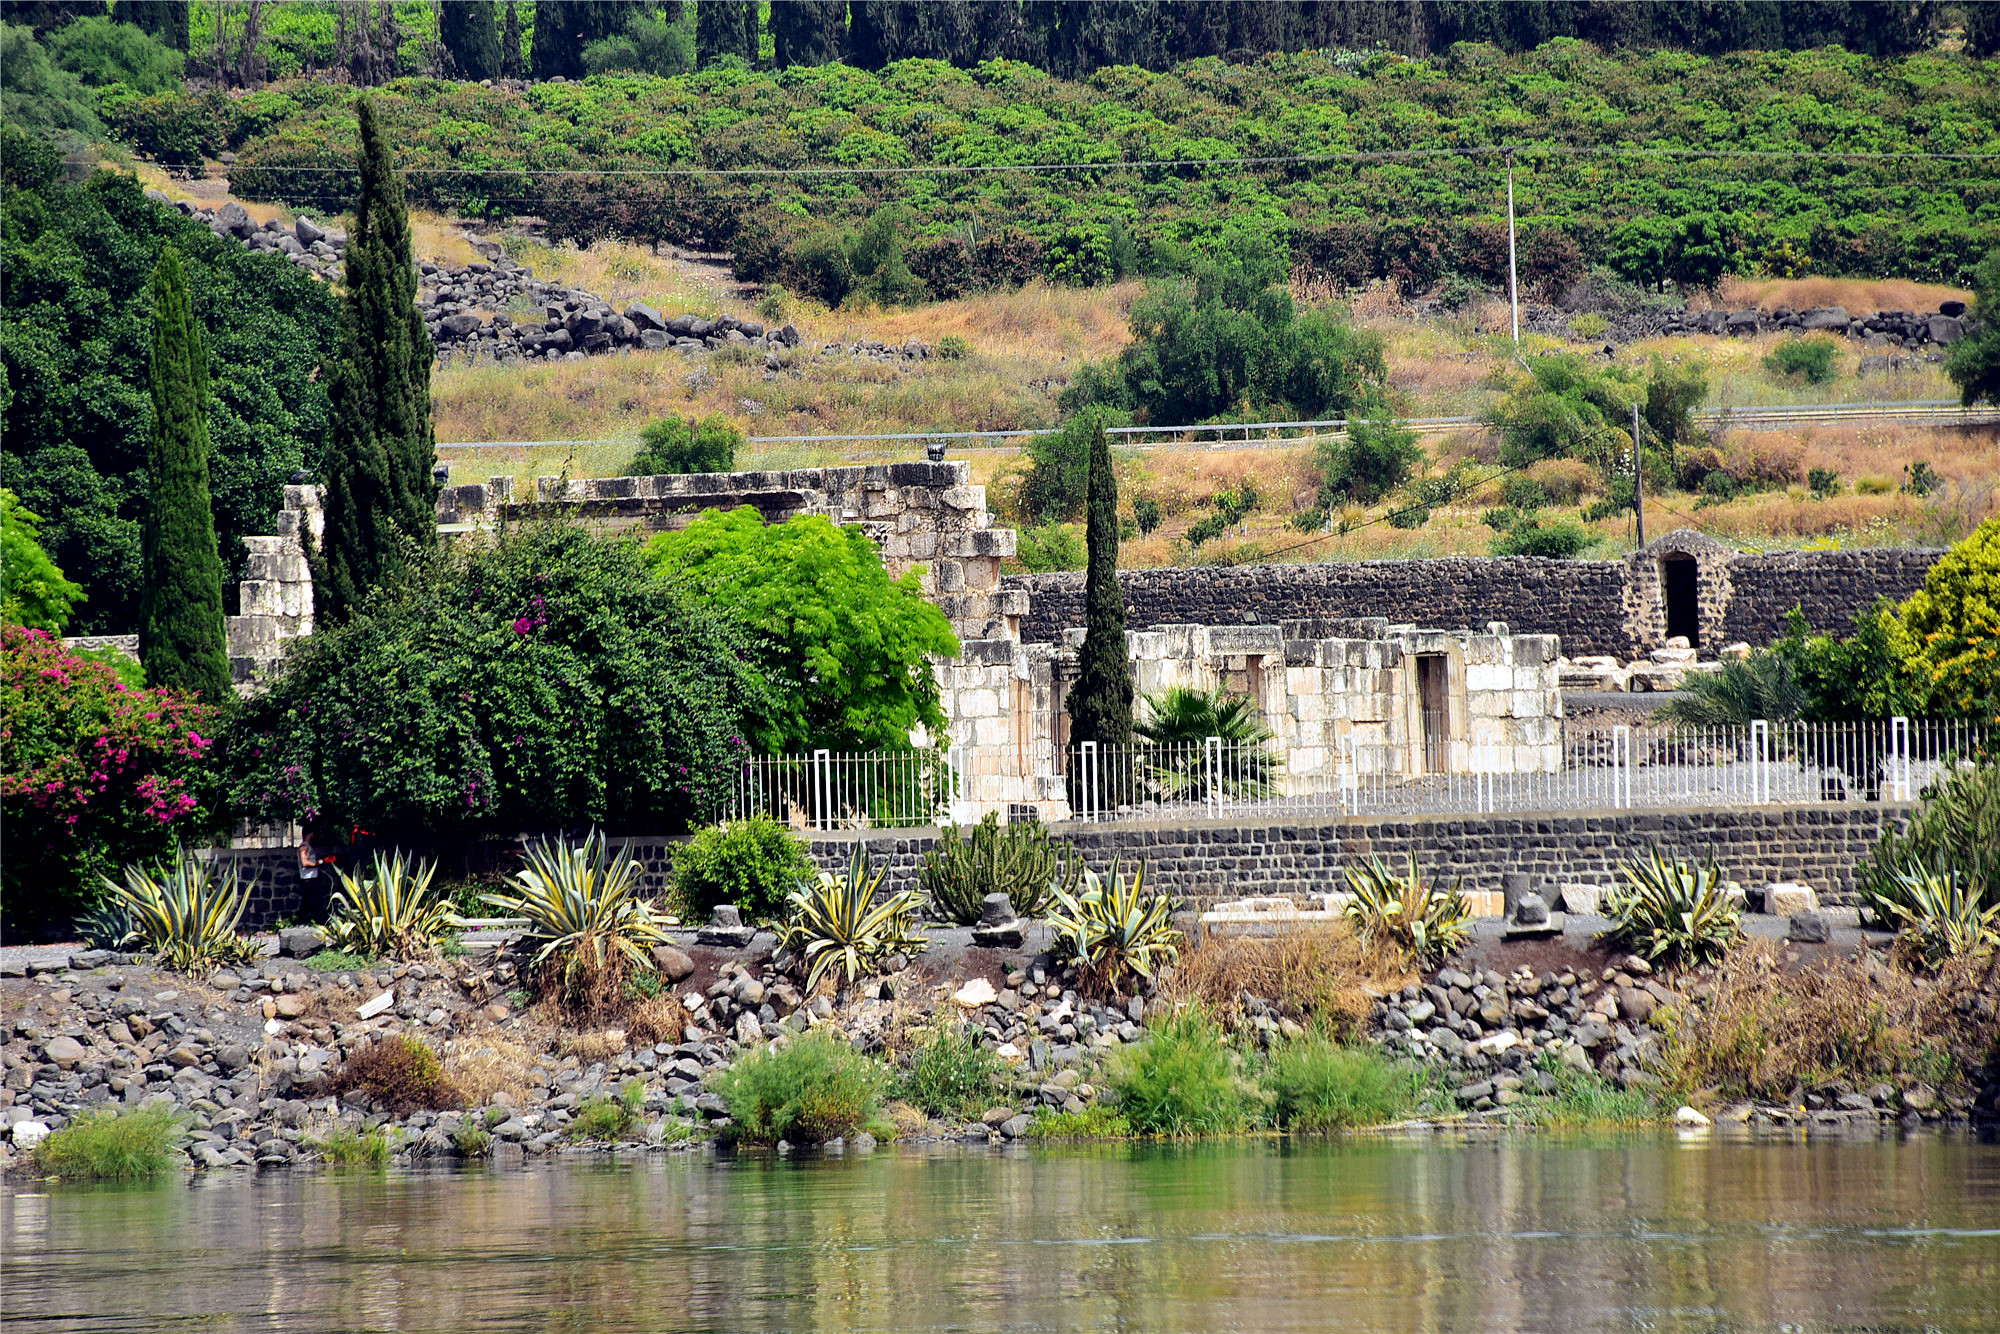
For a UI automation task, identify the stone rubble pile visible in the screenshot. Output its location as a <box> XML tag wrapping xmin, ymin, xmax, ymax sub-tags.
<box><xmin>1557</xmin><ymin>635</ymin><xmax>1736</xmax><ymax>692</ymax></box>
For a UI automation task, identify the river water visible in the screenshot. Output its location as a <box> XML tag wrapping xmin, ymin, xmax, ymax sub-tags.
<box><xmin>5</xmin><ymin>1134</ymin><xmax>1998</xmax><ymax>1333</ymax></box>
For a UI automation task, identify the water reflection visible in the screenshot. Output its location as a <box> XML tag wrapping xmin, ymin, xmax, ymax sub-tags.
<box><xmin>5</xmin><ymin>1135</ymin><xmax>1998</xmax><ymax>1333</ymax></box>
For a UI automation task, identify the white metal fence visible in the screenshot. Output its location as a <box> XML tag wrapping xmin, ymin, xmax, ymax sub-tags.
<box><xmin>722</xmin><ymin>718</ymin><xmax>1987</xmax><ymax>829</ymax></box>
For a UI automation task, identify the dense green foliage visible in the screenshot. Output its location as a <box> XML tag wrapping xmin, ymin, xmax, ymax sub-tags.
<box><xmin>644</xmin><ymin>507</ymin><xmax>958</xmax><ymax>752</ymax></box>
<box><xmin>1946</xmin><ymin>248</ymin><xmax>2000</xmax><ymax>408</ymax></box>
<box><xmin>1</xmin><ymin>146</ymin><xmax>339</xmax><ymax>633</ymax></box>
<box><xmin>310</xmin><ymin>98</ymin><xmax>436</xmax><ymax>627</ymax></box>
<box><xmin>32</xmin><ymin>1105</ymin><xmax>188</xmax><ymax>1180</ymax></box>
<box><xmin>1886</xmin><ymin>517</ymin><xmax>2000</xmax><ymax>724</ymax></box>
<box><xmin>897</xmin><ymin>1019</ymin><xmax>1004</xmax><ymax>1119</ymax></box>
<box><xmin>1067</xmin><ymin>417</ymin><xmax>1132</xmax><ymax>748</ymax></box>
<box><xmin>1068</xmin><ymin>233</ymin><xmax>1388</xmax><ymax>423</ymax></box>
<box><xmin>322</xmin><ymin>849</ymin><xmax>454</xmax><ymax>959</ymax></box>
<box><xmin>1017</xmin><ymin>410</ymin><xmax>1118</xmax><ymax>524</ymax></box>
<box><xmin>1264</xmin><ymin>1035</ymin><xmax>1422</xmax><ymax>1131</ymax></box>
<box><xmin>229</xmin><ymin>522</ymin><xmax>770</xmax><ymax>843</ymax></box>
<box><xmin>1341</xmin><ymin>854</ymin><xmax>1471</xmax><ymax>964</ymax></box>
<box><xmin>1</xmin><ymin>625</ymin><xmax>224</xmax><ymax>938</ymax></box>
<box><xmin>1312</xmin><ymin>417</ymin><xmax>1423</xmax><ymax>511</ymax></box>
<box><xmin>919</xmin><ymin>811</ymin><xmax>1079</xmax><ymax>922</ymax></box>
<box><xmin>711</xmin><ymin>1028</ymin><xmax>887</xmax><ymax>1145</ymax></box>
<box><xmin>1134</xmin><ymin>685</ymin><xmax>1277</xmax><ymax>800</ymax></box>
<box><xmin>1486</xmin><ymin>353</ymin><xmax>1644</xmax><ymax>470</ymax></box>
<box><xmin>1860</xmin><ymin>762</ymin><xmax>2000</xmax><ymax>931</ymax></box>
<box><xmin>439</xmin><ymin>0</ymin><xmax>502</xmax><ymax>81</ymax></box>
<box><xmin>1107</xmin><ymin>1005</ymin><xmax>1251</xmax><ymax>1136</ymax></box>
<box><xmin>1763</xmin><ymin>335</ymin><xmax>1839</xmax><ymax>384</ymax></box>
<box><xmin>627</xmin><ymin>413</ymin><xmax>741</xmax><ymax>475</ymax></box>
<box><xmin>0</xmin><ymin>489</ymin><xmax>83</xmax><ymax>631</ymax></box>
<box><xmin>205</xmin><ymin>45</ymin><xmax>1999</xmax><ymax>287</ymax></box>
<box><xmin>484</xmin><ymin>831</ymin><xmax>668</xmax><ymax>1006</ymax></box>
<box><xmin>138</xmin><ymin>247</ymin><xmax>230</xmax><ymax>700</ymax></box>
<box><xmin>1489</xmin><ymin>512</ymin><xmax>1593</xmax><ymax>558</ymax></box>
<box><xmin>670</xmin><ymin>815</ymin><xmax>816</xmax><ymax>920</ymax></box>
<box><xmin>779</xmin><ymin>844</ymin><xmax>928</xmax><ymax>993</ymax></box>
<box><xmin>1656</xmin><ymin>652</ymin><xmax>1807</xmax><ymax>726</ymax></box>
<box><xmin>1047</xmin><ymin>862</ymin><xmax>1180</xmax><ymax>994</ymax></box>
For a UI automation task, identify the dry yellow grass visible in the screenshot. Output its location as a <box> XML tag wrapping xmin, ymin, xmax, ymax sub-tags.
<box><xmin>441</xmin><ymin>1031</ymin><xmax>546</xmax><ymax>1107</ymax></box>
<box><xmin>1715</xmin><ymin>275</ymin><xmax>1973</xmax><ymax>315</ymax></box>
<box><xmin>1165</xmin><ymin>921</ymin><xmax>1412</xmax><ymax>1035</ymax></box>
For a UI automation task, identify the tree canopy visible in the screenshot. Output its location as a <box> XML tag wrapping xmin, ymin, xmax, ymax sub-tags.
<box><xmin>643</xmin><ymin>507</ymin><xmax>960</xmax><ymax>753</ymax></box>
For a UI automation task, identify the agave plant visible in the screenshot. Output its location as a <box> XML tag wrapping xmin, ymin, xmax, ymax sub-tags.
<box><xmin>483</xmin><ymin>831</ymin><xmax>666</xmax><ymax>996</ymax></box>
<box><xmin>919</xmin><ymin>813</ymin><xmax>1080</xmax><ymax>924</ymax></box>
<box><xmin>102</xmin><ymin>849</ymin><xmax>262</xmax><ymax>973</ymax></box>
<box><xmin>1879</xmin><ymin>861</ymin><xmax>2000</xmax><ymax>969</ymax></box>
<box><xmin>1603</xmin><ymin>849</ymin><xmax>1741</xmax><ymax>967</ymax></box>
<box><xmin>1045</xmin><ymin>860</ymin><xmax>1181</xmax><ymax>994</ymax></box>
<box><xmin>1340</xmin><ymin>854</ymin><xmax>1470</xmax><ymax>965</ymax></box>
<box><xmin>778</xmin><ymin>844</ymin><xmax>928</xmax><ymax>994</ymax></box>
<box><xmin>76</xmin><ymin>897</ymin><xmax>135</xmax><ymax>951</ymax></box>
<box><xmin>321</xmin><ymin>850</ymin><xmax>456</xmax><ymax>960</ymax></box>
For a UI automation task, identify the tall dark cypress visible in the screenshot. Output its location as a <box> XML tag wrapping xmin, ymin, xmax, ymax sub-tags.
<box><xmin>695</xmin><ymin>0</ymin><xmax>749</xmax><ymax>65</ymax></box>
<box><xmin>139</xmin><ymin>247</ymin><xmax>231</xmax><ymax>700</ymax></box>
<box><xmin>500</xmin><ymin>0</ymin><xmax>523</xmax><ymax>76</ymax></box>
<box><xmin>771</xmin><ymin>0</ymin><xmax>845</xmax><ymax>66</ymax></box>
<box><xmin>439</xmin><ymin>0</ymin><xmax>502</xmax><ymax>79</ymax></box>
<box><xmin>309</xmin><ymin>98</ymin><xmax>436</xmax><ymax>626</ymax></box>
<box><xmin>113</xmin><ymin>0</ymin><xmax>190</xmax><ymax>50</ymax></box>
<box><xmin>531</xmin><ymin>0</ymin><xmax>582</xmax><ymax>78</ymax></box>
<box><xmin>1066</xmin><ymin>411</ymin><xmax>1132</xmax><ymax>749</ymax></box>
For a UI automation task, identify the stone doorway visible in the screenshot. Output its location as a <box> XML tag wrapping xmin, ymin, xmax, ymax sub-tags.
<box><xmin>1416</xmin><ymin>653</ymin><xmax>1450</xmax><ymax>773</ymax></box>
<box><xmin>1660</xmin><ymin>552</ymin><xmax>1700</xmax><ymax>647</ymax></box>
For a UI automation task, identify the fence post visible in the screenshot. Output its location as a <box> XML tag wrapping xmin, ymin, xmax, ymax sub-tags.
<box><xmin>1751</xmin><ymin>720</ymin><xmax>1769</xmax><ymax>804</ymax></box>
<box><xmin>1079</xmin><ymin>741</ymin><xmax>1098</xmax><ymax>823</ymax></box>
<box><xmin>1205</xmin><ymin>735</ymin><xmax>1223</xmax><ymax>820</ymax></box>
<box><xmin>1340</xmin><ymin>734</ymin><xmax>1359</xmax><ymax>813</ymax></box>
<box><xmin>1612</xmin><ymin>724</ymin><xmax>1631</xmax><ymax>809</ymax></box>
<box><xmin>1890</xmin><ymin>715</ymin><xmax>1911</xmax><ymax>801</ymax></box>
<box><xmin>813</xmin><ymin>748</ymin><xmax>831</xmax><ymax>830</ymax></box>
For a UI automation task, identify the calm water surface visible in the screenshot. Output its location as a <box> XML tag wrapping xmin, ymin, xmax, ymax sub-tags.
<box><xmin>5</xmin><ymin>1134</ymin><xmax>1999</xmax><ymax>1333</ymax></box>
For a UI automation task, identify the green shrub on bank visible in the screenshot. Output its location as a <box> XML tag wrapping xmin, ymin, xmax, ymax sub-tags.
<box><xmin>1264</xmin><ymin>1037</ymin><xmax>1422</xmax><ymax>1131</ymax></box>
<box><xmin>627</xmin><ymin>414</ymin><xmax>741</xmax><ymax>476</ymax></box>
<box><xmin>322</xmin><ymin>850</ymin><xmax>455</xmax><ymax>961</ymax></box>
<box><xmin>571</xmin><ymin>1080</ymin><xmax>646</xmax><ymax>1141</ymax></box>
<box><xmin>778</xmin><ymin>845</ymin><xmax>927</xmax><ymax>994</ymax></box>
<box><xmin>330</xmin><ymin>1036</ymin><xmax>463</xmax><ymax>1115</ymax></box>
<box><xmin>671</xmin><ymin>816</ymin><xmax>816</xmax><ymax>922</ymax></box>
<box><xmin>1107</xmin><ymin>1006</ymin><xmax>1252</xmax><ymax>1137</ymax></box>
<box><xmin>1764</xmin><ymin>337</ymin><xmax>1839</xmax><ymax>385</ymax></box>
<box><xmin>485</xmin><ymin>831</ymin><xmax>668</xmax><ymax>1012</ymax></box>
<box><xmin>898</xmin><ymin>1020</ymin><xmax>1004</xmax><ymax>1119</ymax></box>
<box><xmin>711</xmin><ymin>1030</ymin><xmax>887</xmax><ymax>1145</ymax></box>
<box><xmin>1508</xmin><ymin>1056</ymin><xmax>1660</xmax><ymax>1128</ymax></box>
<box><xmin>31</xmin><ymin>1106</ymin><xmax>188</xmax><ymax>1179</ymax></box>
<box><xmin>1341</xmin><ymin>855</ymin><xmax>1470</xmax><ymax>966</ymax></box>
<box><xmin>1605</xmin><ymin>851</ymin><xmax>1742</xmax><ymax>966</ymax></box>
<box><xmin>313</xmin><ymin>1127</ymin><xmax>392</xmax><ymax>1167</ymax></box>
<box><xmin>1047</xmin><ymin>862</ymin><xmax>1181</xmax><ymax>996</ymax></box>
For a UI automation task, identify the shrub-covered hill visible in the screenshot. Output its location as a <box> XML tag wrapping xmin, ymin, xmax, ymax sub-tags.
<box><xmin>206</xmin><ymin>42</ymin><xmax>2000</xmax><ymax>290</ymax></box>
<box><xmin>0</xmin><ymin>132</ymin><xmax>340</xmax><ymax>634</ymax></box>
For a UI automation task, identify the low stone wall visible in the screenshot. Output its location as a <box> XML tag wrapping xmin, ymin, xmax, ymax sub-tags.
<box><xmin>1722</xmin><ymin>547</ymin><xmax>1940</xmax><ymax>643</ymax></box>
<box><xmin>220</xmin><ymin>804</ymin><xmax>1907</xmax><ymax>928</ymax></box>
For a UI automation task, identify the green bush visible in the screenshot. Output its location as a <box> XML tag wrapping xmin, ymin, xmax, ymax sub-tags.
<box><xmin>331</xmin><ymin>1035</ymin><xmax>463</xmax><ymax>1114</ymax></box>
<box><xmin>671</xmin><ymin>816</ymin><xmax>815</xmax><ymax>921</ymax></box>
<box><xmin>0</xmin><ymin>488</ymin><xmax>83</xmax><ymax>631</ymax></box>
<box><xmin>1491</xmin><ymin>514</ymin><xmax>1593</xmax><ymax>559</ymax></box>
<box><xmin>1264</xmin><ymin>1037</ymin><xmax>1421</xmax><ymax>1131</ymax></box>
<box><xmin>1132</xmin><ymin>496</ymin><xmax>1162</xmax><ymax>534</ymax></box>
<box><xmin>1859</xmin><ymin>762</ymin><xmax>1999</xmax><ymax>932</ymax></box>
<box><xmin>313</xmin><ymin>1127</ymin><xmax>392</xmax><ymax>1167</ymax></box>
<box><xmin>1135</xmin><ymin>685</ymin><xmax>1278</xmax><ymax>800</ymax></box>
<box><xmin>32</xmin><ymin>1106</ymin><xmax>188</xmax><ymax>1180</ymax></box>
<box><xmin>1313</xmin><ymin>418</ymin><xmax>1424</xmax><ymax>507</ymax></box>
<box><xmin>484</xmin><ymin>831</ymin><xmax>667</xmax><ymax>1009</ymax></box>
<box><xmin>1604</xmin><ymin>850</ymin><xmax>1742</xmax><ymax>966</ymax></box>
<box><xmin>1047</xmin><ymin>862</ymin><xmax>1181</xmax><ymax>995</ymax></box>
<box><xmin>711</xmin><ymin>1029</ymin><xmax>887</xmax><ymax>1145</ymax></box>
<box><xmin>571</xmin><ymin>1079</ymin><xmax>647</xmax><ymax>1140</ymax></box>
<box><xmin>919</xmin><ymin>812</ymin><xmax>1079</xmax><ymax>924</ymax></box>
<box><xmin>1763</xmin><ymin>337</ymin><xmax>1838</xmax><ymax>384</ymax></box>
<box><xmin>1808</xmin><ymin>466</ymin><xmax>1841</xmax><ymax>497</ymax></box>
<box><xmin>1014</xmin><ymin>524</ymin><xmax>1087</xmax><ymax>572</ymax></box>
<box><xmin>935</xmin><ymin>335</ymin><xmax>970</xmax><ymax>361</ymax></box>
<box><xmin>628</xmin><ymin>414</ymin><xmax>741</xmax><ymax>475</ymax></box>
<box><xmin>46</xmin><ymin>16</ymin><xmax>183</xmax><ymax>93</ymax></box>
<box><xmin>1018</xmin><ymin>410</ymin><xmax>1116</xmax><ymax>525</ymax></box>
<box><xmin>1108</xmin><ymin>1006</ymin><xmax>1252</xmax><ymax>1137</ymax></box>
<box><xmin>898</xmin><ymin>1020</ymin><xmax>1004</xmax><ymax>1119</ymax></box>
<box><xmin>582</xmin><ymin>11</ymin><xmax>694</xmax><ymax>76</ymax></box>
<box><xmin>1869</xmin><ymin>863</ymin><xmax>1999</xmax><ymax>968</ymax></box>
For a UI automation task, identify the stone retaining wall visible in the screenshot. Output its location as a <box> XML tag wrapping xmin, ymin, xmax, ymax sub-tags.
<box><xmin>1721</xmin><ymin>547</ymin><xmax>1940</xmax><ymax>642</ymax></box>
<box><xmin>218</xmin><ymin>803</ymin><xmax>1907</xmax><ymax>928</ymax></box>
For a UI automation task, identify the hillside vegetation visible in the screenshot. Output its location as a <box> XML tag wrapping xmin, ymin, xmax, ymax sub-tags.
<box><xmin>201</xmin><ymin>43</ymin><xmax>2000</xmax><ymax>292</ymax></box>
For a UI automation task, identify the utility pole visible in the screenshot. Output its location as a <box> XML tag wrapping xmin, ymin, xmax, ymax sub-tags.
<box><xmin>1506</xmin><ymin>153</ymin><xmax>1520</xmax><ymax>351</ymax></box>
<box><xmin>1632</xmin><ymin>401</ymin><xmax>1647</xmax><ymax>548</ymax></box>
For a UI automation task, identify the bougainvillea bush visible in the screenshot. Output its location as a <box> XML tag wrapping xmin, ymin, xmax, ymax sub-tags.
<box><xmin>228</xmin><ymin>521</ymin><xmax>773</xmax><ymax>848</ymax></box>
<box><xmin>1</xmin><ymin>625</ymin><xmax>225</xmax><ymax>937</ymax></box>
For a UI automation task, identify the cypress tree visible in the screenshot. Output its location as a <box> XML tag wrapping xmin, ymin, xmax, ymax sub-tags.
<box><xmin>139</xmin><ymin>247</ymin><xmax>231</xmax><ymax>700</ymax></box>
<box><xmin>695</xmin><ymin>0</ymin><xmax>749</xmax><ymax>65</ymax></box>
<box><xmin>771</xmin><ymin>0</ymin><xmax>845</xmax><ymax>67</ymax></box>
<box><xmin>309</xmin><ymin>98</ymin><xmax>436</xmax><ymax>626</ymax></box>
<box><xmin>500</xmin><ymin>0</ymin><xmax>523</xmax><ymax>77</ymax></box>
<box><xmin>439</xmin><ymin>0</ymin><xmax>502</xmax><ymax>79</ymax></box>
<box><xmin>1066</xmin><ymin>409</ymin><xmax>1132</xmax><ymax>749</ymax></box>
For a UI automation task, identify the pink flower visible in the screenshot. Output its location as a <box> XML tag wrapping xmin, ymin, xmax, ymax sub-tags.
<box><xmin>512</xmin><ymin>617</ymin><xmax>533</xmax><ymax>635</ymax></box>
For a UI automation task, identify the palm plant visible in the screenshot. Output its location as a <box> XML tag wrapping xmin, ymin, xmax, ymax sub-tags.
<box><xmin>1135</xmin><ymin>685</ymin><xmax>1278</xmax><ymax>801</ymax></box>
<box><xmin>102</xmin><ymin>849</ymin><xmax>261</xmax><ymax>972</ymax></box>
<box><xmin>1340</xmin><ymin>854</ymin><xmax>1470</xmax><ymax>965</ymax></box>
<box><xmin>321</xmin><ymin>850</ymin><xmax>455</xmax><ymax>960</ymax></box>
<box><xmin>1655</xmin><ymin>652</ymin><xmax>1805</xmax><ymax>727</ymax></box>
<box><xmin>1046</xmin><ymin>860</ymin><xmax>1181</xmax><ymax>994</ymax></box>
<box><xmin>1604</xmin><ymin>850</ymin><xmax>1741</xmax><ymax>966</ymax></box>
<box><xmin>919</xmin><ymin>813</ymin><xmax>1081</xmax><ymax>923</ymax></box>
<box><xmin>779</xmin><ymin>844</ymin><xmax>928</xmax><ymax>994</ymax></box>
<box><xmin>483</xmin><ymin>831</ymin><xmax>666</xmax><ymax>1007</ymax></box>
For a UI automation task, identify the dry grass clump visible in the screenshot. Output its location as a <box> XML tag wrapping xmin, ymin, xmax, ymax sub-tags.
<box><xmin>1657</xmin><ymin>940</ymin><xmax>1989</xmax><ymax>1103</ymax></box>
<box><xmin>625</xmin><ymin>993</ymin><xmax>687</xmax><ymax>1047</ymax></box>
<box><xmin>441</xmin><ymin>1032</ymin><xmax>545</xmax><ymax>1108</ymax></box>
<box><xmin>331</xmin><ymin>1035</ymin><xmax>465</xmax><ymax>1114</ymax></box>
<box><xmin>1164</xmin><ymin>921</ymin><xmax>1412</xmax><ymax>1036</ymax></box>
<box><xmin>862</xmin><ymin>280</ymin><xmax>1139</xmax><ymax>363</ymax></box>
<box><xmin>1715</xmin><ymin>275</ymin><xmax>1972</xmax><ymax>316</ymax></box>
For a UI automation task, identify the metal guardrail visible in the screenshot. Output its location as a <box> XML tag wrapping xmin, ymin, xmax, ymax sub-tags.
<box><xmin>434</xmin><ymin>401</ymin><xmax>1999</xmax><ymax>457</ymax></box>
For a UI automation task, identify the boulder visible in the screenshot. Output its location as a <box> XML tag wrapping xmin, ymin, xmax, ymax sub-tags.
<box><xmin>626</xmin><ymin>303</ymin><xmax>667</xmax><ymax>332</ymax></box>
<box><xmin>1927</xmin><ymin>314</ymin><xmax>1963</xmax><ymax>345</ymax></box>
<box><xmin>650</xmin><ymin>944</ymin><xmax>696</xmax><ymax>981</ymax></box>
<box><xmin>9</xmin><ymin>1122</ymin><xmax>50</xmax><ymax>1151</ymax></box>
<box><xmin>1724</xmin><ymin>310</ymin><xmax>1761</xmax><ymax>335</ymax></box>
<box><xmin>216</xmin><ymin>202</ymin><xmax>256</xmax><ymax>238</ymax></box>
<box><xmin>1939</xmin><ymin>299</ymin><xmax>1967</xmax><ymax>318</ymax></box>
<box><xmin>1765</xmin><ymin>882</ymin><xmax>1818</xmax><ymax>917</ymax></box>
<box><xmin>357</xmin><ymin>990</ymin><xmax>396</xmax><ymax>1020</ymax></box>
<box><xmin>696</xmin><ymin>905</ymin><xmax>755</xmax><ymax>948</ymax></box>
<box><xmin>440</xmin><ymin>313</ymin><xmax>483</xmax><ymax>339</ymax></box>
<box><xmin>954</xmin><ymin>978</ymin><xmax>998</xmax><ymax>1007</ymax></box>
<box><xmin>1787</xmin><ymin>910</ymin><xmax>1831</xmax><ymax>944</ymax></box>
<box><xmin>1798</xmin><ymin>306</ymin><xmax>1848</xmax><ymax>331</ymax></box>
<box><xmin>295</xmin><ymin>216</ymin><xmax>325</xmax><ymax>244</ymax></box>
<box><xmin>44</xmin><ymin>1035</ymin><xmax>88</xmax><ymax>1070</ymax></box>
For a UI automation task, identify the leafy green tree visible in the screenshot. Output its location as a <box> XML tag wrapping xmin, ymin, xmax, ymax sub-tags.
<box><xmin>0</xmin><ymin>23</ymin><xmax>103</xmax><ymax>145</ymax></box>
<box><xmin>584</xmin><ymin>8</ymin><xmax>695</xmax><ymax>75</ymax></box>
<box><xmin>1656</xmin><ymin>653</ymin><xmax>1807</xmax><ymax>726</ymax></box>
<box><xmin>0</xmin><ymin>489</ymin><xmax>83</xmax><ymax>631</ymax></box>
<box><xmin>644</xmin><ymin>507</ymin><xmax>960</xmax><ymax>752</ymax></box>
<box><xmin>1018</xmin><ymin>409</ymin><xmax>1121</xmax><ymax>524</ymax></box>
<box><xmin>439</xmin><ymin>0</ymin><xmax>502</xmax><ymax>80</ymax></box>
<box><xmin>46</xmin><ymin>14</ymin><xmax>182</xmax><ymax>92</ymax></box>
<box><xmin>1313</xmin><ymin>416</ymin><xmax>1423</xmax><ymax>508</ymax></box>
<box><xmin>1945</xmin><ymin>248</ymin><xmax>2000</xmax><ymax>409</ymax></box>
<box><xmin>1014</xmin><ymin>523</ymin><xmax>1086</xmax><ymax>572</ymax></box>
<box><xmin>2</xmin><ymin>154</ymin><xmax>339</xmax><ymax>634</ymax></box>
<box><xmin>1885</xmin><ymin>517</ymin><xmax>2000</xmax><ymax>724</ymax></box>
<box><xmin>628</xmin><ymin>414</ymin><xmax>741</xmax><ymax>474</ymax></box>
<box><xmin>1643</xmin><ymin>355</ymin><xmax>1708</xmax><ymax>449</ymax></box>
<box><xmin>1067</xmin><ymin>417</ymin><xmax>1132</xmax><ymax>748</ymax></box>
<box><xmin>310</xmin><ymin>98</ymin><xmax>436</xmax><ymax>627</ymax></box>
<box><xmin>1485</xmin><ymin>354</ymin><xmax>1641</xmax><ymax>469</ymax></box>
<box><xmin>1490</xmin><ymin>513</ymin><xmax>1593</xmax><ymax>558</ymax></box>
<box><xmin>138</xmin><ymin>247</ymin><xmax>230</xmax><ymax>700</ymax></box>
<box><xmin>230</xmin><ymin>522</ymin><xmax>768</xmax><ymax>843</ymax></box>
<box><xmin>1770</xmin><ymin>605</ymin><xmax>1924</xmax><ymax>723</ymax></box>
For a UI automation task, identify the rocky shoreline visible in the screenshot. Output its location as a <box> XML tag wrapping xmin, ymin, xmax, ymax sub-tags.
<box><xmin>5</xmin><ymin>912</ymin><xmax>1992</xmax><ymax>1176</ymax></box>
